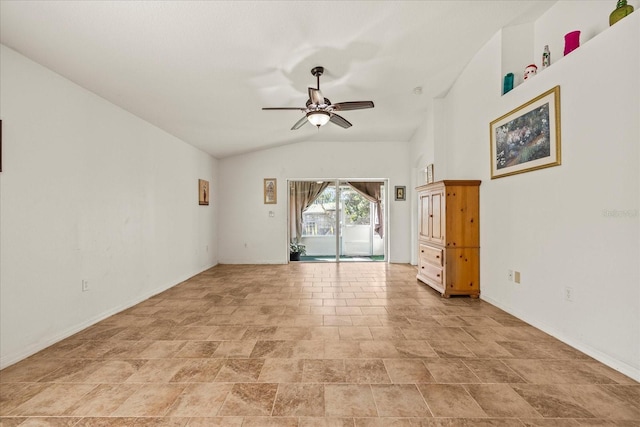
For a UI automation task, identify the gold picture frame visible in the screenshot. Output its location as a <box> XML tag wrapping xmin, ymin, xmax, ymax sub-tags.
<box><xmin>198</xmin><ymin>179</ymin><xmax>209</xmax><ymax>205</ymax></box>
<box><xmin>264</xmin><ymin>178</ymin><xmax>277</xmax><ymax>204</ymax></box>
<box><xmin>490</xmin><ymin>86</ymin><xmax>561</xmax><ymax>179</ymax></box>
<box><xmin>395</xmin><ymin>186</ymin><xmax>406</xmax><ymax>201</ymax></box>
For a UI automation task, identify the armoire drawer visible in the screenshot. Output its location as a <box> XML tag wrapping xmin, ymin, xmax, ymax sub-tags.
<box><xmin>419</xmin><ymin>244</ymin><xmax>443</xmax><ymax>266</ymax></box>
<box><xmin>419</xmin><ymin>260</ymin><xmax>443</xmax><ymax>284</ymax></box>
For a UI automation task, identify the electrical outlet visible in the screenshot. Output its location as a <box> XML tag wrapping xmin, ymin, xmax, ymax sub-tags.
<box><xmin>564</xmin><ymin>286</ymin><xmax>573</xmax><ymax>302</ymax></box>
<box><xmin>82</xmin><ymin>280</ymin><xmax>89</xmax><ymax>292</ymax></box>
<box><xmin>514</xmin><ymin>271</ymin><xmax>521</xmax><ymax>283</ymax></box>
<box><xmin>507</xmin><ymin>270</ymin><xmax>513</xmax><ymax>281</ymax></box>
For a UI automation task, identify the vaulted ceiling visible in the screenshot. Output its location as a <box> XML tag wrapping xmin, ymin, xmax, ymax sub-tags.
<box><xmin>0</xmin><ymin>1</ymin><xmax>555</xmax><ymax>158</ymax></box>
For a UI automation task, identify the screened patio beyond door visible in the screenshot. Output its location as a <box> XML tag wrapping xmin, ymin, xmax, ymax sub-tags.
<box><xmin>289</xmin><ymin>180</ymin><xmax>386</xmax><ymax>262</ymax></box>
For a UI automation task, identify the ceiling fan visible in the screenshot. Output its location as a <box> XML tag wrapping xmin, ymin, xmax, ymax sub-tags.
<box><xmin>262</xmin><ymin>66</ymin><xmax>374</xmax><ymax>130</ymax></box>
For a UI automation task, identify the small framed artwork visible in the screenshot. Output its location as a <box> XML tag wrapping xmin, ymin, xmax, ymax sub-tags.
<box><xmin>395</xmin><ymin>186</ymin><xmax>406</xmax><ymax>201</ymax></box>
<box><xmin>426</xmin><ymin>164</ymin><xmax>434</xmax><ymax>183</ymax></box>
<box><xmin>490</xmin><ymin>85</ymin><xmax>561</xmax><ymax>179</ymax></box>
<box><xmin>264</xmin><ymin>178</ymin><xmax>277</xmax><ymax>204</ymax></box>
<box><xmin>198</xmin><ymin>179</ymin><xmax>209</xmax><ymax>205</ymax></box>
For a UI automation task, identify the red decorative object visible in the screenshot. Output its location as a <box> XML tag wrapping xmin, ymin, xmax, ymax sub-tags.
<box><xmin>564</xmin><ymin>31</ymin><xmax>581</xmax><ymax>55</ymax></box>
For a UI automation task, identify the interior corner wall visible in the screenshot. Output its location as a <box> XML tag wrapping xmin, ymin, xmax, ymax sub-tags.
<box><xmin>408</xmin><ymin>120</ymin><xmax>428</xmax><ymax>267</ymax></box>
<box><xmin>0</xmin><ymin>45</ymin><xmax>219</xmax><ymax>368</ymax></box>
<box><xmin>409</xmin><ymin>100</ymin><xmax>442</xmax><ymax>266</ymax></box>
<box><xmin>218</xmin><ymin>140</ymin><xmax>412</xmax><ymax>264</ymax></box>
<box><xmin>436</xmin><ymin>7</ymin><xmax>639</xmax><ymax>380</ymax></box>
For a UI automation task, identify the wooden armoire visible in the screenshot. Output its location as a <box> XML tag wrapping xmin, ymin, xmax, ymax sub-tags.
<box><xmin>416</xmin><ymin>180</ymin><xmax>481</xmax><ymax>298</ymax></box>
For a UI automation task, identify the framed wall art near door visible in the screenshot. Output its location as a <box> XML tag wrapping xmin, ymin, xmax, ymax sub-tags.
<box><xmin>264</xmin><ymin>178</ymin><xmax>277</xmax><ymax>204</ymax></box>
<box><xmin>395</xmin><ymin>186</ymin><xmax>406</xmax><ymax>201</ymax></box>
<box><xmin>490</xmin><ymin>86</ymin><xmax>561</xmax><ymax>179</ymax></box>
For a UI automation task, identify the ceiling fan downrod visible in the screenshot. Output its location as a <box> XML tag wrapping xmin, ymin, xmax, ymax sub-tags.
<box><xmin>311</xmin><ymin>66</ymin><xmax>324</xmax><ymax>90</ymax></box>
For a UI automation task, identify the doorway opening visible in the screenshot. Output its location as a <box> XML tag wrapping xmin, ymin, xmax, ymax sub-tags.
<box><xmin>288</xmin><ymin>180</ymin><xmax>387</xmax><ymax>262</ymax></box>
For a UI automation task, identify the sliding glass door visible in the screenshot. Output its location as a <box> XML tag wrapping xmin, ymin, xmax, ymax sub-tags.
<box><xmin>294</xmin><ymin>182</ymin><xmax>337</xmax><ymax>260</ymax></box>
<box><xmin>289</xmin><ymin>179</ymin><xmax>386</xmax><ymax>262</ymax></box>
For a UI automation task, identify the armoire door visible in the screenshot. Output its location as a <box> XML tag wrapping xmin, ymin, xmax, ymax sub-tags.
<box><xmin>419</xmin><ymin>192</ymin><xmax>431</xmax><ymax>240</ymax></box>
<box><xmin>430</xmin><ymin>189</ymin><xmax>445</xmax><ymax>245</ymax></box>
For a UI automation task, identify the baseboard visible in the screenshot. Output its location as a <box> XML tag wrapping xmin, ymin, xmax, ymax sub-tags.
<box><xmin>0</xmin><ymin>264</ymin><xmax>217</xmax><ymax>370</ymax></box>
<box><xmin>219</xmin><ymin>259</ymin><xmax>288</xmax><ymax>264</ymax></box>
<box><xmin>481</xmin><ymin>295</ymin><xmax>640</xmax><ymax>382</ymax></box>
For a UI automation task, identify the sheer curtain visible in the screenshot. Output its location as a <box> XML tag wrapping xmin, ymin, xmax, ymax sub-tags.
<box><xmin>290</xmin><ymin>181</ymin><xmax>330</xmax><ymax>241</ymax></box>
<box><xmin>347</xmin><ymin>181</ymin><xmax>383</xmax><ymax>238</ymax></box>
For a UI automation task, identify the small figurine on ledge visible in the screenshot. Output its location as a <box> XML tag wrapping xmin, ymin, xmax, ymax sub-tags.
<box><xmin>524</xmin><ymin>64</ymin><xmax>538</xmax><ymax>80</ymax></box>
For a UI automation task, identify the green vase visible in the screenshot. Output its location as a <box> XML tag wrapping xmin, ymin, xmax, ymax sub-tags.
<box><xmin>610</xmin><ymin>0</ymin><xmax>634</xmax><ymax>26</ymax></box>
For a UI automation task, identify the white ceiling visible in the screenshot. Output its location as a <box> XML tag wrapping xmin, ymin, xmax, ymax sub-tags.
<box><xmin>0</xmin><ymin>0</ymin><xmax>555</xmax><ymax>159</ymax></box>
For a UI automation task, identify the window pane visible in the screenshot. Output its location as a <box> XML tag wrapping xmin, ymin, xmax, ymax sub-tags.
<box><xmin>341</xmin><ymin>186</ymin><xmax>371</xmax><ymax>226</ymax></box>
<box><xmin>302</xmin><ymin>186</ymin><xmax>336</xmax><ymax>236</ymax></box>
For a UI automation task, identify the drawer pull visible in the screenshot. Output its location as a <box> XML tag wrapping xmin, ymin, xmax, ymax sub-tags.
<box><xmin>436</xmin><ymin>255</ymin><xmax>440</xmax><ymax>258</ymax></box>
<box><xmin>436</xmin><ymin>274</ymin><xmax>441</xmax><ymax>277</ymax></box>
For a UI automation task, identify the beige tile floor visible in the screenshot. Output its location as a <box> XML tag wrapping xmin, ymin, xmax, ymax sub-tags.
<box><xmin>1</xmin><ymin>263</ymin><xmax>638</xmax><ymax>426</ymax></box>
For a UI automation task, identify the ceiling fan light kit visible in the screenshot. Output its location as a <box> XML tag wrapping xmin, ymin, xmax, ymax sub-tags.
<box><xmin>307</xmin><ymin>111</ymin><xmax>331</xmax><ymax>127</ymax></box>
<box><xmin>263</xmin><ymin>66</ymin><xmax>374</xmax><ymax>130</ymax></box>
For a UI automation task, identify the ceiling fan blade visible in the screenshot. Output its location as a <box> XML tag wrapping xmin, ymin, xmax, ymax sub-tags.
<box><xmin>262</xmin><ymin>107</ymin><xmax>306</xmax><ymax>111</ymax></box>
<box><xmin>308</xmin><ymin>87</ymin><xmax>325</xmax><ymax>105</ymax></box>
<box><xmin>329</xmin><ymin>113</ymin><xmax>352</xmax><ymax>129</ymax></box>
<box><xmin>332</xmin><ymin>101</ymin><xmax>375</xmax><ymax>111</ymax></box>
<box><xmin>291</xmin><ymin>116</ymin><xmax>309</xmax><ymax>130</ymax></box>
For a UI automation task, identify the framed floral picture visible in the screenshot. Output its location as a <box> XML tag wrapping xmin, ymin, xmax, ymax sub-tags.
<box><xmin>490</xmin><ymin>86</ymin><xmax>561</xmax><ymax>179</ymax></box>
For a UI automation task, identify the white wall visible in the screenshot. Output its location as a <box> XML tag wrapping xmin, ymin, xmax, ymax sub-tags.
<box><xmin>501</xmin><ymin>22</ymin><xmax>534</xmax><ymax>89</ymax></box>
<box><xmin>409</xmin><ymin>107</ymin><xmax>430</xmax><ymax>266</ymax></box>
<box><xmin>414</xmin><ymin>4</ymin><xmax>639</xmax><ymax>379</ymax></box>
<box><xmin>409</xmin><ymin>97</ymin><xmax>452</xmax><ymax>265</ymax></box>
<box><xmin>218</xmin><ymin>140</ymin><xmax>412</xmax><ymax>264</ymax></box>
<box><xmin>0</xmin><ymin>45</ymin><xmax>219</xmax><ymax>368</ymax></box>
<box><xmin>533</xmin><ymin>1</ymin><xmax>621</xmax><ymax>67</ymax></box>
